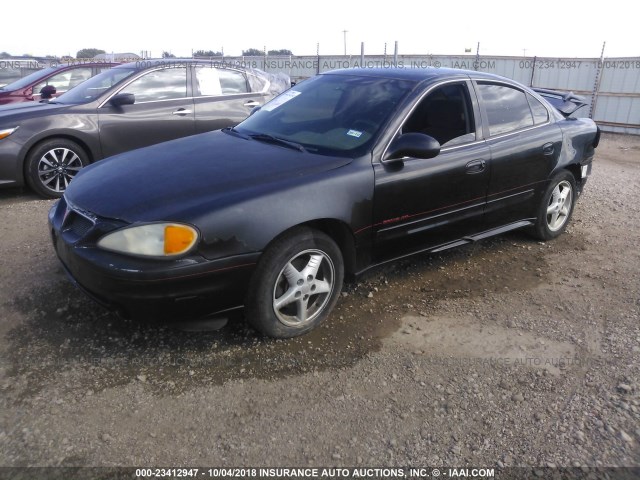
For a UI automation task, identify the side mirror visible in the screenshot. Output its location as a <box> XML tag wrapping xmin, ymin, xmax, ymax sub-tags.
<box><xmin>109</xmin><ymin>92</ymin><xmax>135</xmax><ymax>107</ymax></box>
<box><xmin>384</xmin><ymin>133</ymin><xmax>441</xmax><ymax>161</ymax></box>
<box><xmin>249</xmin><ymin>105</ymin><xmax>261</xmax><ymax>116</ymax></box>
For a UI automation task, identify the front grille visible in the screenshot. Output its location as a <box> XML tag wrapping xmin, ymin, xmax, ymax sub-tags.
<box><xmin>65</xmin><ymin>212</ymin><xmax>94</xmax><ymax>238</ymax></box>
<box><xmin>61</xmin><ymin>205</ymin><xmax>96</xmax><ymax>242</ymax></box>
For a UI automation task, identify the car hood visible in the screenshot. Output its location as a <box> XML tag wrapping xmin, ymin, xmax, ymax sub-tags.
<box><xmin>65</xmin><ymin>130</ymin><xmax>353</xmax><ymax>223</ymax></box>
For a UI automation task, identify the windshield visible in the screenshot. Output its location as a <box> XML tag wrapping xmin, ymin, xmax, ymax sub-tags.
<box><xmin>235</xmin><ymin>73</ymin><xmax>415</xmax><ymax>157</ymax></box>
<box><xmin>55</xmin><ymin>67</ymin><xmax>137</xmax><ymax>104</ymax></box>
<box><xmin>1</xmin><ymin>67</ymin><xmax>59</xmax><ymax>91</ymax></box>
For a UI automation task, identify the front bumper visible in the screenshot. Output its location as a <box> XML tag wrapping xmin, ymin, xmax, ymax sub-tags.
<box><xmin>49</xmin><ymin>199</ymin><xmax>259</xmax><ymax>321</ymax></box>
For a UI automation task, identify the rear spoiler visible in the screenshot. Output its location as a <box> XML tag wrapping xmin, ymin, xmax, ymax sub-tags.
<box><xmin>532</xmin><ymin>88</ymin><xmax>588</xmax><ymax>118</ymax></box>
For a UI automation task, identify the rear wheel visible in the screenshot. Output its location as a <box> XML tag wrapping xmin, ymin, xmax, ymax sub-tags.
<box><xmin>531</xmin><ymin>170</ymin><xmax>576</xmax><ymax>240</ymax></box>
<box><xmin>25</xmin><ymin>139</ymin><xmax>89</xmax><ymax>198</ymax></box>
<box><xmin>245</xmin><ymin>228</ymin><xmax>344</xmax><ymax>338</ymax></box>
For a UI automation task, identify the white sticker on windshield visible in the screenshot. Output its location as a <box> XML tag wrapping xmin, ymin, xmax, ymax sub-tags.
<box><xmin>262</xmin><ymin>90</ymin><xmax>301</xmax><ymax>111</ymax></box>
<box><xmin>347</xmin><ymin>129</ymin><xmax>363</xmax><ymax>138</ymax></box>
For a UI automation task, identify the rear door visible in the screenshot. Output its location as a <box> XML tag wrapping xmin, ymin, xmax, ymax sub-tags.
<box><xmin>192</xmin><ymin>66</ymin><xmax>266</xmax><ymax>133</ymax></box>
<box><xmin>475</xmin><ymin>81</ymin><xmax>563</xmax><ymax>227</ymax></box>
<box><xmin>98</xmin><ymin>65</ymin><xmax>195</xmax><ymax>158</ymax></box>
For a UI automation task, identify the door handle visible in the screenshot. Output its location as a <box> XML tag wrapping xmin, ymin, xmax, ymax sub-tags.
<box><xmin>172</xmin><ymin>108</ymin><xmax>193</xmax><ymax>116</ymax></box>
<box><xmin>542</xmin><ymin>142</ymin><xmax>555</xmax><ymax>156</ymax></box>
<box><xmin>243</xmin><ymin>100</ymin><xmax>261</xmax><ymax>107</ymax></box>
<box><xmin>465</xmin><ymin>159</ymin><xmax>486</xmax><ymax>174</ymax></box>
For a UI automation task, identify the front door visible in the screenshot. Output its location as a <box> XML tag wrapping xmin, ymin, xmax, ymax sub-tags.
<box><xmin>373</xmin><ymin>81</ymin><xmax>490</xmax><ymax>262</ymax></box>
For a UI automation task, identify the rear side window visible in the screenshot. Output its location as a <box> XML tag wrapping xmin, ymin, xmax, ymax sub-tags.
<box><xmin>195</xmin><ymin>67</ymin><xmax>248</xmax><ymax>96</ymax></box>
<box><xmin>219</xmin><ymin>70</ymin><xmax>248</xmax><ymax>94</ymax></box>
<box><xmin>527</xmin><ymin>93</ymin><xmax>549</xmax><ymax>124</ymax></box>
<box><xmin>478</xmin><ymin>83</ymin><xmax>534</xmax><ymax>136</ymax></box>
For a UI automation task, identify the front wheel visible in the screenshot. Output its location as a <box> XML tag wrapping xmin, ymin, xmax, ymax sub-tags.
<box><xmin>25</xmin><ymin>139</ymin><xmax>89</xmax><ymax>198</ymax></box>
<box><xmin>531</xmin><ymin>170</ymin><xmax>577</xmax><ymax>241</ymax></box>
<box><xmin>245</xmin><ymin>228</ymin><xmax>344</xmax><ymax>338</ymax></box>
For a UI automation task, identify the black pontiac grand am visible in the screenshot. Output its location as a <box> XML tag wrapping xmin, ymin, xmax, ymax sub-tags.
<box><xmin>49</xmin><ymin>68</ymin><xmax>599</xmax><ymax>338</ymax></box>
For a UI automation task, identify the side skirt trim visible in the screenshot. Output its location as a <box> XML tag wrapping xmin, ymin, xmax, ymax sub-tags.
<box><xmin>355</xmin><ymin>219</ymin><xmax>535</xmax><ymax>276</ymax></box>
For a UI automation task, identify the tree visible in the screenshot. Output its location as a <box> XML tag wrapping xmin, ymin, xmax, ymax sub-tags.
<box><xmin>162</xmin><ymin>51</ymin><xmax>176</xmax><ymax>58</ymax></box>
<box><xmin>242</xmin><ymin>48</ymin><xmax>264</xmax><ymax>56</ymax></box>
<box><xmin>76</xmin><ymin>48</ymin><xmax>106</xmax><ymax>59</ymax></box>
<box><xmin>268</xmin><ymin>49</ymin><xmax>293</xmax><ymax>56</ymax></box>
<box><xmin>193</xmin><ymin>50</ymin><xmax>223</xmax><ymax>57</ymax></box>
<box><xmin>0</xmin><ymin>52</ymin><xmax>11</xmax><ymax>59</ymax></box>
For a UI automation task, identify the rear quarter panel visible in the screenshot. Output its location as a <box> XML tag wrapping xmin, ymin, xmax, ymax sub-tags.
<box><xmin>555</xmin><ymin>117</ymin><xmax>598</xmax><ymax>171</ymax></box>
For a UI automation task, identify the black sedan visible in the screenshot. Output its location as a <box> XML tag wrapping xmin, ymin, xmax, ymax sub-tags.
<box><xmin>49</xmin><ymin>68</ymin><xmax>599</xmax><ymax>338</ymax></box>
<box><xmin>0</xmin><ymin>59</ymin><xmax>290</xmax><ymax>197</ymax></box>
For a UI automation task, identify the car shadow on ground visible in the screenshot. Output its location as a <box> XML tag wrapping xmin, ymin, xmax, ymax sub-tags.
<box><xmin>5</xmin><ymin>266</ymin><xmax>398</xmax><ymax>400</ymax></box>
<box><xmin>4</xmin><ymin>231</ymin><xmax>562</xmax><ymax>400</ymax></box>
<box><xmin>0</xmin><ymin>187</ymin><xmax>46</xmax><ymax>205</ymax></box>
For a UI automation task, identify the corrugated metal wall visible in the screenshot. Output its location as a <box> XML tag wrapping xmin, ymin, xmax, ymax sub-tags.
<box><xmin>211</xmin><ymin>54</ymin><xmax>640</xmax><ymax>134</ymax></box>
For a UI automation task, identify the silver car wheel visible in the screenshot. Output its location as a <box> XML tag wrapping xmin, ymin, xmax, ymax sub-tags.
<box><xmin>546</xmin><ymin>180</ymin><xmax>573</xmax><ymax>232</ymax></box>
<box><xmin>272</xmin><ymin>249</ymin><xmax>335</xmax><ymax>327</ymax></box>
<box><xmin>37</xmin><ymin>147</ymin><xmax>84</xmax><ymax>194</ymax></box>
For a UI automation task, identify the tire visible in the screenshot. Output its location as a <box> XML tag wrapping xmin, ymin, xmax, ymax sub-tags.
<box><xmin>245</xmin><ymin>227</ymin><xmax>344</xmax><ymax>338</ymax></box>
<box><xmin>25</xmin><ymin>139</ymin><xmax>90</xmax><ymax>198</ymax></box>
<box><xmin>531</xmin><ymin>170</ymin><xmax>577</xmax><ymax>241</ymax></box>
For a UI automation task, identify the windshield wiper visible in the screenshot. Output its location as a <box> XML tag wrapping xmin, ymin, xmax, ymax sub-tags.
<box><xmin>222</xmin><ymin>126</ymin><xmax>250</xmax><ymax>139</ymax></box>
<box><xmin>249</xmin><ymin>133</ymin><xmax>306</xmax><ymax>152</ymax></box>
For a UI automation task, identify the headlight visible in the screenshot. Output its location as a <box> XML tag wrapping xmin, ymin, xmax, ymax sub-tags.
<box><xmin>97</xmin><ymin>223</ymin><xmax>198</xmax><ymax>257</ymax></box>
<box><xmin>0</xmin><ymin>127</ymin><xmax>18</xmax><ymax>140</ymax></box>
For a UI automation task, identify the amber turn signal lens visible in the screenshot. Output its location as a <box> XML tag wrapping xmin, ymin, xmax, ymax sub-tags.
<box><xmin>164</xmin><ymin>225</ymin><xmax>196</xmax><ymax>255</ymax></box>
<box><xmin>0</xmin><ymin>127</ymin><xmax>18</xmax><ymax>140</ymax></box>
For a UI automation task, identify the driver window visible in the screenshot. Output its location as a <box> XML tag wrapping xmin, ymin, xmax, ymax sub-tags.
<box><xmin>403</xmin><ymin>83</ymin><xmax>476</xmax><ymax>147</ymax></box>
<box><xmin>121</xmin><ymin>67</ymin><xmax>187</xmax><ymax>103</ymax></box>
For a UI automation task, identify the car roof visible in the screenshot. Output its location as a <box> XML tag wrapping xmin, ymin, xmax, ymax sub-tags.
<box><xmin>115</xmin><ymin>58</ymin><xmax>247</xmax><ymax>72</ymax></box>
<box><xmin>323</xmin><ymin>67</ymin><xmax>507</xmax><ymax>83</ymax></box>
<box><xmin>50</xmin><ymin>62</ymin><xmax>120</xmax><ymax>70</ymax></box>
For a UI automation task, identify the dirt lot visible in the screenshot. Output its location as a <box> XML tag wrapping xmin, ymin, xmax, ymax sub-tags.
<box><xmin>0</xmin><ymin>134</ymin><xmax>639</xmax><ymax>475</ymax></box>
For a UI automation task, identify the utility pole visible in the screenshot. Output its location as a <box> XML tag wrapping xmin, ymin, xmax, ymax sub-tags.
<box><xmin>342</xmin><ymin>30</ymin><xmax>348</xmax><ymax>55</ymax></box>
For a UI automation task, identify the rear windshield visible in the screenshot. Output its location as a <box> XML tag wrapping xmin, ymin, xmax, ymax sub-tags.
<box><xmin>0</xmin><ymin>67</ymin><xmax>59</xmax><ymax>91</ymax></box>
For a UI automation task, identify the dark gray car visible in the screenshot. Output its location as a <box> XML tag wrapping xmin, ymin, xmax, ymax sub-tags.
<box><xmin>0</xmin><ymin>59</ymin><xmax>290</xmax><ymax>197</ymax></box>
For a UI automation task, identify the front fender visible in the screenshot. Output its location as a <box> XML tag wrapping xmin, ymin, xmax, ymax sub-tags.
<box><xmin>193</xmin><ymin>160</ymin><xmax>375</xmax><ymax>261</ymax></box>
<box><xmin>10</xmin><ymin>105</ymin><xmax>101</xmax><ymax>170</ymax></box>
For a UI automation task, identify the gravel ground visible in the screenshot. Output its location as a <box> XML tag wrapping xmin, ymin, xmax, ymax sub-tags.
<box><xmin>0</xmin><ymin>134</ymin><xmax>639</xmax><ymax>475</ymax></box>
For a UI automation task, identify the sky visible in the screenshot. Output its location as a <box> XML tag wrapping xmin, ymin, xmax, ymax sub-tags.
<box><xmin>3</xmin><ymin>0</ymin><xmax>639</xmax><ymax>59</ymax></box>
